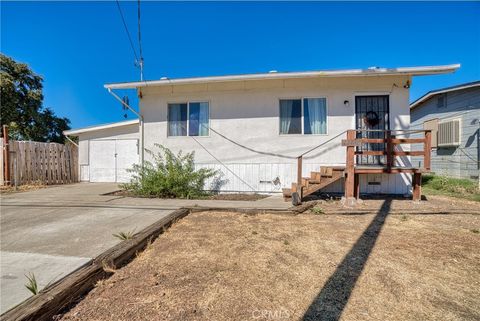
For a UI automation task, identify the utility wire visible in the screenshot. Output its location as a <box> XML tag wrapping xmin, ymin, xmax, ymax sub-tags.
<box><xmin>137</xmin><ymin>0</ymin><xmax>144</xmax><ymax>81</ymax></box>
<box><xmin>115</xmin><ymin>0</ymin><xmax>139</xmax><ymax>63</ymax></box>
<box><xmin>190</xmin><ymin>136</ymin><xmax>257</xmax><ymax>192</ymax></box>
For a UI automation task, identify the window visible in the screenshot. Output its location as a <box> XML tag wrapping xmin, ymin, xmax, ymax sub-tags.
<box><xmin>280</xmin><ymin>99</ymin><xmax>302</xmax><ymax>134</ymax></box>
<box><xmin>168</xmin><ymin>102</ymin><xmax>209</xmax><ymax>137</ymax></box>
<box><xmin>279</xmin><ymin>98</ymin><xmax>327</xmax><ymax>135</ymax></box>
<box><xmin>438</xmin><ymin>118</ymin><xmax>461</xmax><ymax>147</ymax></box>
<box><xmin>437</xmin><ymin>94</ymin><xmax>446</xmax><ymax>108</ymax></box>
<box><xmin>168</xmin><ymin>103</ymin><xmax>187</xmax><ymax>136</ymax></box>
<box><xmin>304</xmin><ymin>98</ymin><xmax>327</xmax><ymax>134</ymax></box>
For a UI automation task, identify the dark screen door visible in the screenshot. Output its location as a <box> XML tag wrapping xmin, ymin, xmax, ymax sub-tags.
<box><xmin>355</xmin><ymin>95</ymin><xmax>390</xmax><ymax>165</ymax></box>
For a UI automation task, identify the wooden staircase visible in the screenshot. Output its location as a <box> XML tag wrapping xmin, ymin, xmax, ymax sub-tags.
<box><xmin>282</xmin><ymin>166</ymin><xmax>344</xmax><ymax>201</ymax></box>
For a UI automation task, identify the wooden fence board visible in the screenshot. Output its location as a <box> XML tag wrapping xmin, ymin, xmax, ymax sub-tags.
<box><xmin>1</xmin><ymin>140</ymin><xmax>78</xmax><ymax>186</ymax></box>
<box><xmin>47</xmin><ymin>144</ymin><xmax>52</xmax><ymax>184</ymax></box>
<box><xmin>0</xmin><ymin>138</ymin><xmax>3</xmax><ymax>185</ymax></box>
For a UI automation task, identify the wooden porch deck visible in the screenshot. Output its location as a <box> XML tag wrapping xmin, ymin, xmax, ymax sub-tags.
<box><xmin>283</xmin><ymin>129</ymin><xmax>432</xmax><ymax>204</ymax></box>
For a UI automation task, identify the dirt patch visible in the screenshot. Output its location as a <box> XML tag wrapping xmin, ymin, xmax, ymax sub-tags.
<box><xmin>207</xmin><ymin>193</ymin><xmax>268</xmax><ymax>201</ymax></box>
<box><xmin>106</xmin><ymin>190</ymin><xmax>268</xmax><ymax>201</ymax></box>
<box><xmin>307</xmin><ymin>194</ymin><xmax>480</xmax><ymax>215</ymax></box>
<box><xmin>59</xmin><ymin>206</ymin><xmax>480</xmax><ymax>321</ymax></box>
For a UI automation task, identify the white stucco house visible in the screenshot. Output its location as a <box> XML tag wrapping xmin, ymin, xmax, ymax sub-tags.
<box><xmin>64</xmin><ymin>64</ymin><xmax>460</xmax><ymax>196</ymax></box>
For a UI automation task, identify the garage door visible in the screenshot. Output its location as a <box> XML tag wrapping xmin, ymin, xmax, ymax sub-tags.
<box><xmin>89</xmin><ymin>139</ymin><xmax>139</xmax><ymax>183</ymax></box>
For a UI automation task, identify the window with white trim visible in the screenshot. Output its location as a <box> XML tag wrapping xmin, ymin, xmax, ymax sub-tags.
<box><xmin>168</xmin><ymin>102</ymin><xmax>209</xmax><ymax>136</ymax></box>
<box><xmin>279</xmin><ymin>98</ymin><xmax>327</xmax><ymax>135</ymax></box>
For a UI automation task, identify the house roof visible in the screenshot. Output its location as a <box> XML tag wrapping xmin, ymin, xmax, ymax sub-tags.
<box><xmin>63</xmin><ymin>119</ymin><xmax>139</xmax><ymax>136</ymax></box>
<box><xmin>410</xmin><ymin>80</ymin><xmax>480</xmax><ymax>110</ymax></box>
<box><xmin>104</xmin><ymin>64</ymin><xmax>461</xmax><ymax>90</ymax></box>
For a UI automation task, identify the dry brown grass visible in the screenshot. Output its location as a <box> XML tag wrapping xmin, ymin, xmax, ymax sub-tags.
<box><xmin>0</xmin><ymin>182</ymin><xmax>46</xmax><ymax>194</ymax></box>
<box><xmin>59</xmin><ymin>207</ymin><xmax>480</xmax><ymax>321</ymax></box>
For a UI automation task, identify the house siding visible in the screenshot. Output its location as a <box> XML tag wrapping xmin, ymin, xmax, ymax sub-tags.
<box><xmin>411</xmin><ymin>85</ymin><xmax>480</xmax><ymax>180</ymax></box>
<box><xmin>140</xmin><ymin>76</ymin><xmax>412</xmax><ymax>194</ymax></box>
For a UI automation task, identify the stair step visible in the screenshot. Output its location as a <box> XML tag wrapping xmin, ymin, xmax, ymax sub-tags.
<box><xmin>283</xmin><ymin>167</ymin><xmax>346</xmax><ymax>201</ymax></box>
<box><xmin>291</xmin><ymin>183</ymin><xmax>298</xmax><ymax>193</ymax></box>
<box><xmin>310</xmin><ymin>171</ymin><xmax>321</xmax><ymax>180</ymax></box>
<box><xmin>320</xmin><ymin>167</ymin><xmax>333</xmax><ymax>177</ymax></box>
<box><xmin>303</xmin><ymin>172</ymin><xmax>344</xmax><ymax>198</ymax></box>
<box><xmin>282</xmin><ymin>188</ymin><xmax>292</xmax><ymax>198</ymax></box>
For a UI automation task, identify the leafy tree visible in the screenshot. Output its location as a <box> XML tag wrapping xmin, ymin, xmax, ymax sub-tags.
<box><xmin>0</xmin><ymin>53</ymin><xmax>70</xmax><ymax>143</ymax></box>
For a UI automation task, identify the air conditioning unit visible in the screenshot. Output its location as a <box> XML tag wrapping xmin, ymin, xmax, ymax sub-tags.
<box><xmin>438</xmin><ymin>119</ymin><xmax>461</xmax><ymax>147</ymax></box>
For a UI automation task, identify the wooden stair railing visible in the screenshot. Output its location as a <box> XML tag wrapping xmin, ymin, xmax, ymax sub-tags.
<box><xmin>282</xmin><ymin>166</ymin><xmax>344</xmax><ymax>201</ymax></box>
<box><xmin>283</xmin><ymin>131</ymin><xmax>349</xmax><ymax>204</ymax></box>
<box><xmin>283</xmin><ymin>129</ymin><xmax>432</xmax><ymax>204</ymax></box>
<box><xmin>343</xmin><ymin>129</ymin><xmax>432</xmax><ymax>202</ymax></box>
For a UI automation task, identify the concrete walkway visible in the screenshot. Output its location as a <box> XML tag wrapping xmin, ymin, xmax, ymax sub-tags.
<box><xmin>0</xmin><ymin>183</ymin><xmax>175</xmax><ymax>313</ymax></box>
<box><xmin>108</xmin><ymin>191</ymin><xmax>291</xmax><ymax>210</ymax></box>
<box><xmin>0</xmin><ymin>183</ymin><xmax>289</xmax><ymax>313</ymax></box>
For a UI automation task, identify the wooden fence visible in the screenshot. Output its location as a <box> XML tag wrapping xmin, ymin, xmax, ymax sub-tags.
<box><xmin>1</xmin><ymin>138</ymin><xmax>78</xmax><ymax>186</ymax></box>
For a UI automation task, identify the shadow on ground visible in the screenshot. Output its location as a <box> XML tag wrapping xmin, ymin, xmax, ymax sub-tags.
<box><xmin>302</xmin><ymin>199</ymin><xmax>392</xmax><ymax>321</ymax></box>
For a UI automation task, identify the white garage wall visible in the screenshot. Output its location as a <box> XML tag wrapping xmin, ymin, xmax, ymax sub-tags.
<box><xmin>77</xmin><ymin>124</ymin><xmax>139</xmax><ymax>181</ymax></box>
<box><xmin>140</xmin><ymin>76</ymin><xmax>412</xmax><ymax>194</ymax></box>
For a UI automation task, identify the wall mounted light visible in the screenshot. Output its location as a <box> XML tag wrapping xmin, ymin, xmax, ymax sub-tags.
<box><xmin>344</xmin><ymin>100</ymin><xmax>350</xmax><ymax>107</ymax></box>
<box><xmin>403</xmin><ymin>80</ymin><xmax>411</xmax><ymax>89</ymax></box>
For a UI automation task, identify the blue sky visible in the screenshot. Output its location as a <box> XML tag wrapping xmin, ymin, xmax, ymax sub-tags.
<box><xmin>2</xmin><ymin>1</ymin><xmax>479</xmax><ymax>128</ymax></box>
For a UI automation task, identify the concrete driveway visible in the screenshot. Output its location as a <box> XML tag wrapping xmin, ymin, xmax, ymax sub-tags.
<box><xmin>0</xmin><ymin>183</ymin><xmax>176</xmax><ymax>314</ymax></box>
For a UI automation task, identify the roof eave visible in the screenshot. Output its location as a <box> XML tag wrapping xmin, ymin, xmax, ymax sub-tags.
<box><xmin>410</xmin><ymin>80</ymin><xmax>480</xmax><ymax>110</ymax></box>
<box><xmin>63</xmin><ymin>119</ymin><xmax>139</xmax><ymax>136</ymax></box>
<box><xmin>104</xmin><ymin>64</ymin><xmax>461</xmax><ymax>90</ymax></box>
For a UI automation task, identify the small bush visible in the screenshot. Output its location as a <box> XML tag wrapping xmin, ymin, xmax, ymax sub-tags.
<box><xmin>113</xmin><ymin>230</ymin><xmax>135</xmax><ymax>241</ymax></box>
<box><xmin>122</xmin><ymin>144</ymin><xmax>217</xmax><ymax>199</ymax></box>
<box><xmin>311</xmin><ymin>206</ymin><xmax>325</xmax><ymax>215</ymax></box>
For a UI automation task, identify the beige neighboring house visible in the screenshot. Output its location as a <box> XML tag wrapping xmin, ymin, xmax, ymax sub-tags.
<box><xmin>65</xmin><ymin>64</ymin><xmax>460</xmax><ymax>195</ymax></box>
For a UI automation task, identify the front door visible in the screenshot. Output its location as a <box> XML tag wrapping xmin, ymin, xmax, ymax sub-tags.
<box><xmin>355</xmin><ymin>95</ymin><xmax>390</xmax><ymax>165</ymax></box>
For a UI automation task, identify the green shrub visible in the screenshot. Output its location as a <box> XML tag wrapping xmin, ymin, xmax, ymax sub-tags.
<box><xmin>122</xmin><ymin>144</ymin><xmax>217</xmax><ymax>198</ymax></box>
<box><xmin>311</xmin><ymin>206</ymin><xmax>325</xmax><ymax>215</ymax></box>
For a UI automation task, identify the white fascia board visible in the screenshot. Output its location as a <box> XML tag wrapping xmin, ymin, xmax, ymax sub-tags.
<box><xmin>63</xmin><ymin>119</ymin><xmax>139</xmax><ymax>136</ymax></box>
<box><xmin>104</xmin><ymin>64</ymin><xmax>461</xmax><ymax>90</ymax></box>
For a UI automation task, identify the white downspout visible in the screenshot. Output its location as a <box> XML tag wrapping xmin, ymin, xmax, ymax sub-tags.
<box><xmin>64</xmin><ymin>135</ymin><xmax>78</xmax><ymax>147</ymax></box>
<box><xmin>107</xmin><ymin>88</ymin><xmax>145</xmax><ymax>166</ymax></box>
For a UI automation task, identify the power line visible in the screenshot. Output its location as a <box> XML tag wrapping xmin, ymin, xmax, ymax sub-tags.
<box><xmin>137</xmin><ymin>0</ymin><xmax>144</xmax><ymax>81</ymax></box>
<box><xmin>115</xmin><ymin>0</ymin><xmax>139</xmax><ymax>63</ymax></box>
<box><xmin>190</xmin><ymin>136</ymin><xmax>257</xmax><ymax>192</ymax></box>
